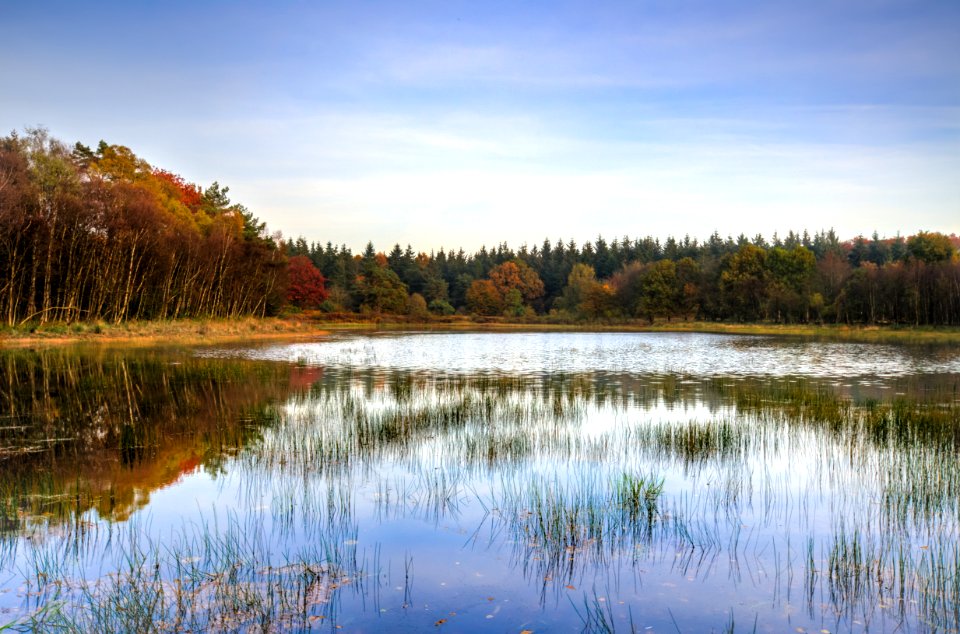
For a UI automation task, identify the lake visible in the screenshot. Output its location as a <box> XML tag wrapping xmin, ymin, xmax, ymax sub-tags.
<box><xmin>1</xmin><ymin>332</ymin><xmax>958</xmax><ymax>632</ymax></box>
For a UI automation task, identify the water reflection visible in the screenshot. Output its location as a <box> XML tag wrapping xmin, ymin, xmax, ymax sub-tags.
<box><xmin>207</xmin><ymin>331</ymin><xmax>960</xmax><ymax>378</ymax></box>
<box><xmin>0</xmin><ymin>347</ymin><xmax>289</xmax><ymax>530</ymax></box>
<box><xmin>0</xmin><ymin>334</ymin><xmax>958</xmax><ymax>632</ymax></box>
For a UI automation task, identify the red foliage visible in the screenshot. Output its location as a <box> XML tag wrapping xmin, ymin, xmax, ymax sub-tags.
<box><xmin>286</xmin><ymin>256</ymin><xmax>328</xmax><ymax>308</ymax></box>
<box><xmin>153</xmin><ymin>169</ymin><xmax>203</xmax><ymax>209</ymax></box>
<box><xmin>289</xmin><ymin>366</ymin><xmax>324</xmax><ymax>390</ymax></box>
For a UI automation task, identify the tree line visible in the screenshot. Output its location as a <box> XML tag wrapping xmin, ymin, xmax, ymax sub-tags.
<box><xmin>2</xmin><ymin>129</ymin><xmax>957</xmax><ymax>327</ymax></box>
<box><xmin>288</xmin><ymin>229</ymin><xmax>959</xmax><ymax>325</ymax></box>
<box><xmin>0</xmin><ymin>128</ymin><xmax>284</xmax><ymax>325</ymax></box>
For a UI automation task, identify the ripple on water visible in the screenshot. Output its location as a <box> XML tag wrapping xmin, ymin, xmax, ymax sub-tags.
<box><xmin>199</xmin><ymin>331</ymin><xmax>960</xmax><ymax>379</ymax></box>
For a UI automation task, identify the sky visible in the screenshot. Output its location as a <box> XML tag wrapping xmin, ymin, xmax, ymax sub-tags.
<box><xmin>1</xmin><ymin>0</ymin><xmax>958</xmax><ymax>253</ymax></box>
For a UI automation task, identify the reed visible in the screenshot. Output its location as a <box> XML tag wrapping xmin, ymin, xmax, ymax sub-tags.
<box><xmin>1</xmin><ymin>342</ymin><xmax>959</xmax><ymax>631</ymax></box>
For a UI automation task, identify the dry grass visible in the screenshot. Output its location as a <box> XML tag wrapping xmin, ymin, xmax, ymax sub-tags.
<box><xmin>0</xmin><ymin>317</ymin><xmax>332</xmax><ymax>348</ymax></box>
<box><xmin>3</xmin><ymin>314</ymin><xmax>960</xmax><ymax>347</ymax></box>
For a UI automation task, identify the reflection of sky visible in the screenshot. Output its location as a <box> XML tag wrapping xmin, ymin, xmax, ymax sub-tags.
<box><xmin>207</xmin><ymin>331</ymin><xmax>960</xmax><ymax>379</ymax></box>
<box><xmin>2</xmin><ymin>1</ymin><xmax>958</xmax><ymax>250</ymax></box>
<box><xmin>3</xmin><ymin>349</ymin><xmax>956</xmax><ymax>631</ymax></box>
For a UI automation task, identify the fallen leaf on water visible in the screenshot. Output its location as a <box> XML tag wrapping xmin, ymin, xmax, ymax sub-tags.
<box><xmin>565</xmin><ymin>585</ymin><xmax>576</xmax><ymax>590</ymax></box>
<box><xmin>434</xmin><ymin>619</ymin><xmax>447</xmax><ymax>626</ymax></box>
<box><xmin>521</xmin><ymin>630</ymin><xmax>534</xmax><ymax>634</ymax></box>
<box><xmin>487</xmin><ymin>596</ymin><xmax>495</xmax><ymax>601</ymax></box>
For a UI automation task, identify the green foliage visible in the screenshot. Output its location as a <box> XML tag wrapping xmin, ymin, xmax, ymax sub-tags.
<box><xmin>907</xmin><ymin>231</ymin><xmax>954</xmax><ymax>263</ymax></box>
<box><xmin>285</xmin><ymin>230</ymin><xmax>960</xmax><ymax>326</ymax></box>
<box><xmin>428</xmin><ymin>299</ymin><xmax>455</xmax><ymax>315</ymax></box>
<box><xmin>406</xmin><ymin>292</ymin><xmax>429</xmax><ymax>318</ymax></box>
<box><xmin>5</xmin><ymin>126</ymin><xmax>958</xmax><ymax>327</ymax></box>
<box><xmin>766</xmin><ymin>246</ymin><xmax>816</xmax><ymax>322</ymax></box>
<box><xmin>354</xmin><ymin>265</ymin><xmax>409</xmax><ymax>314</ymax></box>
<box><xmin>640</xmin><ymin>260</ymin><xmax>678</xmax><ymax>321</ymax></box>
<box><xmin>502</xmin><ymin>288</ymin><xmax>525</xmax><ymax>317</ymax></box>
<box><xmin>558</xmin><ymin>263</ymin><xmax>611</xmax><ymax>318</ymax></box>
<box><xmin>720</xmin><ymin>245</ymin><xmax>768</xmax><ymax>321</ymax></box>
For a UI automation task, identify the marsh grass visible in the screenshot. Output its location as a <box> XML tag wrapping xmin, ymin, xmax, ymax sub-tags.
<box><xmin>14</xmin><ymin>506</ymin><xmax>366</xmax><ymax>633</ymax></box>
<box><xmin>1</xmin><ymin>349</ymin><xmax>959</xmax><ymax>631</ymax></box>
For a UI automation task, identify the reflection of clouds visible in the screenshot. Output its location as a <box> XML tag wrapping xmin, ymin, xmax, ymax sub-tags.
<box><xmin>205</xmin><ymin>332</ymin><xmax>960</xmax><ymax>380</ymax></box>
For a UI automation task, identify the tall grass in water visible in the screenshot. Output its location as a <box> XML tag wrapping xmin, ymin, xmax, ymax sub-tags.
<box><xmin>15</xmin><ymin>505</ymin><xmax>364</xmax><ymax>632</ymax></box>
<box><xmin>245</xmin><ymin>368</ymin><xmax>960</xmax><ymax>629</ymax></box>
<box><xmin>2</xmin><ymin>355</ymin><xmax>960</xmax><ymax>632</ymax></box>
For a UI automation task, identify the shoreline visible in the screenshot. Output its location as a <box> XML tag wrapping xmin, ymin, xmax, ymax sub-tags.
<box><xmin>2</xmin><ymin>315</ymin><xmax>960</xmax><ymax>347</ymax></box>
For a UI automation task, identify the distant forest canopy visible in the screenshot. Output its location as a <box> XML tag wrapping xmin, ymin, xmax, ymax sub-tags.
<box><xmin>1</xmin><ymin>128</ymin><xmax>958</xmax><ymax>327</ymax></box>
<box><xmin>287</xmin><ymin>229</ymin><xmax>960</xmax><ymax>325</ymax></box>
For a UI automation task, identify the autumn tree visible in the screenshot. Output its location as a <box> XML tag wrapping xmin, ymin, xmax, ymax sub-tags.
<box><xmin>407</xmin><ymin>293</ymin><xmax>429</xmax><ymax>318</ymax></box>
<box><xmin>286</xmin><ymin>255</ymin><xmax>328</xmax><ymax>308</ymax></box>
<box><xmin>0</xmin><ymin>140</ymin><xmax>35</xmax><ymax>325</ymax></box>
<box><xmin>609</xmin><ymin>262</ymin><xmax>645</xmax><ymax>317</ymax></box>
<box><xmin>0</xmin><ymin>128</ymin><xmax>284</xmax><ymax>324</ymax></box>
<box><xmin>580</xmin><ymin>282</ymin><xmax>617</xmax><ymax>319</ymax></box>
<box><xmin>907</xmin><ymin>231</ymin><xmax>955</xmax><ymax>263</ymax></box>
<box><xmin>675</xmin><ymin>257</ymin><xmax>701</xmax><ymax>319</ymax></box>
<box><xmin>4</xmin><ymin>131</ymin><xmax>960</xmax><ymax>328</ymax></box>
<box><xmin>465</xmin><ymin>279</ymin><xmax>503</xmax><ymax>315</ymax></box>
<box><xmin>488</xmin><ymin>260</ymin><xmax>545</xmax><ymax>307</ymax></box>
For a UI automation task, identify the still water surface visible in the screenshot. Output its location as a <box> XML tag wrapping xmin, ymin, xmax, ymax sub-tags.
<box><xmin>206</xmin><ymin>331</ymin><xmax>960</xmax><ymax>378</ymax></box>
<box><xmin>1</xmin><ymin>332</ymin><xmax>958</xmax><ymax>632</ymax></box>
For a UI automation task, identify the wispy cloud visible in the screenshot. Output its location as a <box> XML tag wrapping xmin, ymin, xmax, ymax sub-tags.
<box><xmin>1</xmin><ymin>0</ymin><xmax>957</xmax><ymax>249</ymax></box>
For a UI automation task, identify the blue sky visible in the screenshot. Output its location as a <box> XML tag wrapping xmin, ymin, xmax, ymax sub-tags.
<box><xmin>2</xmin><ymin>0</ymin><xmax>958</xmax><ymax>252</ymax></box>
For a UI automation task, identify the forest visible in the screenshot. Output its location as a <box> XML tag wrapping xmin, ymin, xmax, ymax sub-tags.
<box><xmin>288</xmin><ymin>229</ymin><xmax>959</xmax><ymax>325</ymax></box>
<box><xmin>1</xmin><ymin>129</ymin><xmax>958</xmax><ymax>327</ymax></box>
<box><xmin>0</xmin><ymin>129</ymin><xmax>284</xmax><ymax>325</ymax></box>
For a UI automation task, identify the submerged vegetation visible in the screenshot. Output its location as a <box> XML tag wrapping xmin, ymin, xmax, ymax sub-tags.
<box><xmin>0</xmin><ymin>334</ymin><xmax>957</xmax><ymax>631</ymax></box>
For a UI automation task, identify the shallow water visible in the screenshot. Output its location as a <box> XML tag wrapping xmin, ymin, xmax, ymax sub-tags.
<box><xmin>1</xmin><ymin>332</ymin><xmax>959</xmax><ymax>632</ymax></box>
<box><xmin>204</xmin><ymin>331</ymin><xmax>960</xmax><ymax>378</ymax></box>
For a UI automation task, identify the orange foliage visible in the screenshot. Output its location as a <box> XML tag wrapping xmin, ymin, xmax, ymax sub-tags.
<box><xmin>488</xmin><ymin>260</ymin><xmax>545</xmax><ymax>302</ymax></box>
<box><xmin>466</xmin><ymin>279</ymin><xmax>503</xmax><ymax>315</ymax></box>
<box><xmin>152</xmin><ymin>168</ymin><xmax>203</xmax><ymax>210</ymax></box>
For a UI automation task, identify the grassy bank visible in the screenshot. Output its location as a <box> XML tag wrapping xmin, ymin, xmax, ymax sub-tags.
<box><xmin>0</xmin><ymin>317</ymin><xmax>336</xmax><ymax>347</ymax></box>
<box><xmin>2</xmin><ymin>313</ymin><xmax>960</xmax><ymax>347</ymax></box>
